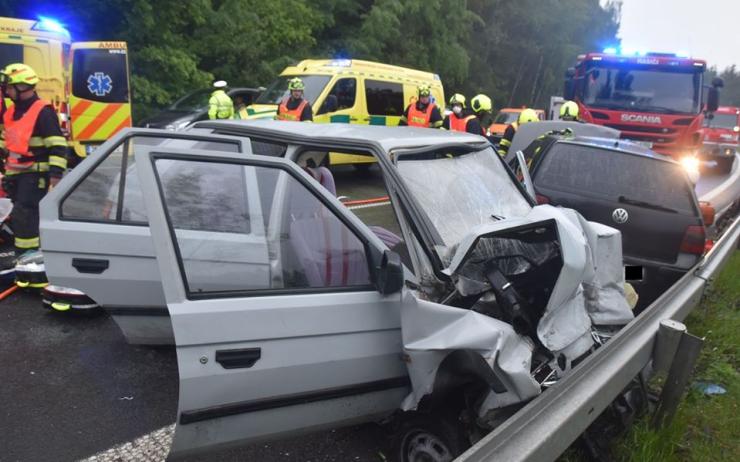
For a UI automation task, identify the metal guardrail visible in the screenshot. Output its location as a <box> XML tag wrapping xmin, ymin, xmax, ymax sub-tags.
<box><xmin>457</xmin><ymin>214</ymin><xmax>740</xmax><ymax>462</ymax></box>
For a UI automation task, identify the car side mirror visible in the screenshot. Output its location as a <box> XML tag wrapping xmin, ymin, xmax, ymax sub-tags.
<box><xmin>707</xmin><ymin>86</ymin><xmax>720</xmax><ymax>113</ymax></box>
<box><xmin>375</xmin><ymin>249</ymin><xmax>404</xmax><ymax>295</ymax></box>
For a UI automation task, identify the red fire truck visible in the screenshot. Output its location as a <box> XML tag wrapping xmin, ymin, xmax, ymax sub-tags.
<box><xmin>701</xmin><ymin>106</ymin><xmax>738</xmax><ymax>173</ymax></box>
<box><xmin>564</xmin><ymin>49</ymin><xmax>722</xmax><ymax>164</ymax></box>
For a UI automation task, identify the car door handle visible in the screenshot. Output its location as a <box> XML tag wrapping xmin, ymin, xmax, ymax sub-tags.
<box><xmin>72</xmin><ymin>258</ymin><xmax>109</xmax><ymax>274</ymax></box>
<box><xmin>215</xmin><ymin>348</ymin><xmax>261</xmax><ymax>369</ymax></box>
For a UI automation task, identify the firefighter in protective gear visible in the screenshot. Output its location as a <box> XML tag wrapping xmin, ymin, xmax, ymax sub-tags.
<box><xmin>399</xmin><ymin>84</ymin><xmax>443</xmax><ymax>128</ymax></box>
<box><xmin>276</xmin><ymin>77</ymin><xmax>313</xmax><ymax>122</ymax></box>
<box><xmin>0</xmin><ymin>63</ymin><xmax>68</xmax><ymax>259</ymax></box>
<box><xmin>559</xmin><ymin>100</ymin><xmax>580</xmax><ymax>121</ymax></box>
<box><xmin>499</xmin><ymin>108</ymin><xmax>539</xmax><ymax>157</ymax></box>
<box><xmin>442</xmin><ymin>94</ymin><xmax>483</xmax><ymax>135</ymax></box>
<box><xmin>470</xmin><ymin>94</ymin><xmax>494</xmax><ymax>137</ymax></box>
<box><xmin>208</xmin><ymin>80</ymin><xmax>234</xmax><ymax>120</ymax></box>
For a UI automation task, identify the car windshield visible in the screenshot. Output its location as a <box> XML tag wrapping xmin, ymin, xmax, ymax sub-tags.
<box><xmin>494</xmin><ymin>111</ymin><xmax>519</xmax><ymax>124</ymax></box>
<box><xmin>169</xmin><ymin>89</ymin><xmax>211</xmax><ymax>112</ymax></box>
<box><xmin>703</xmin><ymin>113</ymin><xmax>738</xmax><ymax>129</ymax></box>
<box><xmin>394</xmin><ymin>145</ymin><xmax>532</xmax><ymax>249</ymax></box>
<box><xmin>255</xmin><ymin>75</ymin><xmax>332</xmax><ymax>106</ymax></box>
<box><xmin>582</xmin><ymin>63</ymin><xmax>702</xmax><ymax>114</ymax></box>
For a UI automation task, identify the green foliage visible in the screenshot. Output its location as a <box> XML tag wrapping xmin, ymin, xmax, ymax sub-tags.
<box><xmin>708</xmin><ymin>65</ymin><xmax>740</xmax><ymax>108</ymax></box>
<box><xmin>16</xmin><ymin>0</ymin><xmax>739</xmax><ymax>121</ymax></box>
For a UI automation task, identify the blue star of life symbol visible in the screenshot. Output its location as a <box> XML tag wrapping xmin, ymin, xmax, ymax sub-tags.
<box><xmin>87</xmin><ymin>72</ymin><xmax>113</xmax><ymax>97</ymax></box>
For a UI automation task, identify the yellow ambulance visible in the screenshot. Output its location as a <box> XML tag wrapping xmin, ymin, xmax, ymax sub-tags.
<box><xmin>245</xmin><ymin>59</ymin><xmax>445</xmax><ymax>167</ymax></box>
<box><xmin>0</xmin><ymin>16</ymin><xmax>132</xmax><ymax>158</ymax></box>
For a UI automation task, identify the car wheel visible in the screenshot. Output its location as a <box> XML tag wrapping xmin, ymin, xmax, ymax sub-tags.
<box><xmin>392</xmin><ymin>412</ymin><xmax>467</xmax><ymax>462</ymax></box>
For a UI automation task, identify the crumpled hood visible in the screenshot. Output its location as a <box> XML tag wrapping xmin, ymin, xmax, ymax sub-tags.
<box><xmin>401</xmin><ymin>205</ymin><xmax>633</xmax><ymax>415</ymax></box>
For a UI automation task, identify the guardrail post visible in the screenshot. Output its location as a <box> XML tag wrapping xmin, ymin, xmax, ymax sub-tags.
<box><xmin>652</xmin><ymin>319</ymin><xmax>687</xmax><ymax>374</ymax></box>
<box><xmin>651</xmin><ymin>331</ymin><xmax>704</xmax><ymax>429</ymax></box>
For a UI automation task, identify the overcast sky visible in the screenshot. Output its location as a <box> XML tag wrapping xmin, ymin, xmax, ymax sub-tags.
<box><xmin>615</xmin><ymin>0</ymin><xmax>737</xmax><ymax>70</ymax></box>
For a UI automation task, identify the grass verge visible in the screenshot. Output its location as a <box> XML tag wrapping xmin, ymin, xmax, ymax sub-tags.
<box><xmin>612</xmin><ymin>251</ymin><xmax>739</xmax><ymax>461</ymax></box>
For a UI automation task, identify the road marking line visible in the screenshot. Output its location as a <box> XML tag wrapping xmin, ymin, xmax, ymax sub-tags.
<box><xmin>348</xmin><ymin>201</ymin><xmax>391</xmax><ymax>210</ymax></box>
<box><xmin>79</xmin><ymin>424</ymin><xmax>174</xmax><ymax>462</ymax></box>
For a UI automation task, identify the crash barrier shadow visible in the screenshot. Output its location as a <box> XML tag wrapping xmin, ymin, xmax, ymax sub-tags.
<box><xmin>456</xmin><ymin>214</ymin><xmax>740</xmax><ymax>462</ymax></box>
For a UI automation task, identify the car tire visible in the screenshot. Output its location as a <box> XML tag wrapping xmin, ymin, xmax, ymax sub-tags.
<box><xmin>391</xmin><ymin>411</ymin><xmax>468</xmax><ymax>462</ymax></box>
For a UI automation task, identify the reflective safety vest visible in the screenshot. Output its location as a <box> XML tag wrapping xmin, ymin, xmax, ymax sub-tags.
<box><xmin>407</xmin><ymin>103</ymin><xmax>437</xmax><ymax>127</ymax></box>
<box><xmin>3</xmin><ymin>99</ymin><xmax>50</xmax><ymax>173</ymax></box>
<box><xmin>277</xmin><ymin>98</ymin><xmax>308</xmax><ymax>121</ymax></box>
<box><xmin>449</xmin><ymin>114</ymin><xmax>475</xmax><ymax>132</ymax></box>
<box><xmin>208</xmin><ymin>90</ymin><xmax>234</xmax><ymax>120</ymax></box>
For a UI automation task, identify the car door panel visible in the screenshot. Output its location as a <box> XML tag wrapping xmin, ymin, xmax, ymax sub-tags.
<box><xmin>134</xmin><ymin>148</ymin><xmax>407</xmax><ymax>455</ymax></box>
<box><xmin>40</xmin><ymin>129</ymin><xmax>252</xmax><ymax>344</ymax></box>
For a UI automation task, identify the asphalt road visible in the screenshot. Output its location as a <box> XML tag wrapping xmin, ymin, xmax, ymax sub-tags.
<box><xmin>0</xmin><ymin>289</ymin><xmax>389</xmax><ymax>462</ymax></box>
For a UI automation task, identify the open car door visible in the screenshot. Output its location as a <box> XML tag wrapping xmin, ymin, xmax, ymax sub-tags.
<box><xmin>41</xmin><ymin>129</ymin><xmax>251</xmax><ymax>325</ymax></box>
<box><xmin>133</xmin><ymin>147</ymin><xmax>410</xmax><ymax>457</ymax></box>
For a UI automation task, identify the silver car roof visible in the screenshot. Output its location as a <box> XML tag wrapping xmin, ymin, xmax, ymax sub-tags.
<box><xmin>192</xmin><ymin>119</ymin><xmax>489</xmax><ymax>152</ymax></box>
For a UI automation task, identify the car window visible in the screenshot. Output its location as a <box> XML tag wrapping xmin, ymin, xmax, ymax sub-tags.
<box><xmin>154</xmin><ymin>158</ymin><xmax>372</xmax><ymax>296</ymax></box>
<box><xmin>395</xmin><ymin>145</ymin><xmax>532</xmax><ymax>249</ymax></box>
<box><xmin>317</xmin><ymin>78</ymin><xmax>356</xmax><ymax>114</ymax></box>
<box><xmin>296</xmin><ymin>149</ymin><xmax>413</xmax><ymax>269</ymax></box>
<box><xmin>71</xmin><ymin>48</ymin><xmax>129</xmax><ymax>103</ymax></box>
<box><xmin>61</xmin><ymin>136</ymin><xmax>240</xmax><ymax>223</ymax></box>
<box><xmin>365</xmin><ymin>80</ymin><xmax>404</xmax><ymax>116</ymax></box>
<box><xmin>535</xmin><ymin>143</ymin><xmax>696</xmax><ymax>213</ymax></box>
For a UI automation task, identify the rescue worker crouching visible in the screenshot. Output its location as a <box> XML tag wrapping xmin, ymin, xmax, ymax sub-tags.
<box><xmin>442</xmin><ymin>94</ymin><xmax>483</xmax><ymax>135</ymax></box>
<box><xmin>499</xmin><ymin>108</ymin><xmax>539</xmax><ymax>157</ymax></box>
<box><xmin>208</xmin><ymin>80</ymin><xmax>234</xmax><ymax>120</ymax></box>
<box><xmin>276</xmin><ymin>77</ymin><xmax>313</xmax><ymax>122</ymax></box>
<box><xmin>0</xmin><ymin>63</ymin><xmax>68</xmax><ymax>267</ymax></box>
<box><xmin>399</xmin><ymin>85</ymin><xmax>443</xmax><ymax>128</ymax></box>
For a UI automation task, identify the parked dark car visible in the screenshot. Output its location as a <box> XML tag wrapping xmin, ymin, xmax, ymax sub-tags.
<box><xmin>137</xmin><ymin>87</ymin><xmax>262</xmax><ymax>130</ymax></box>
<box><xmin>518</xmin><ymin>135</ymin><xmax>710</xmax><ymax>308</ymax></box>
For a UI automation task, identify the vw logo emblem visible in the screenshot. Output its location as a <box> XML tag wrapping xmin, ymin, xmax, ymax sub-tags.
<box><xmin>612</xmin><ymin>208</ymin><xmax>629</xmax><ymax>224</ymax></box>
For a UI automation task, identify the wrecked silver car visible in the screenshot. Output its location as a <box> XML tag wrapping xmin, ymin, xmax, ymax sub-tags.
<box><xmin>41</xmin><ymin>121</ymin><xmax>633</xmax><ymax>460</ymax></box>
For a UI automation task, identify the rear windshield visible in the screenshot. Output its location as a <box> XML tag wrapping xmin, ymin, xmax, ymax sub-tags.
<box><xmin>535</xmin><ymin>143</ymin><xmax>696</xmax><ymax>214</ymax></box>
<box><xmin>494</xmin><ymin>111</ymin><xmax>519</xmax><ymax>124</ymax></box>
<box><xmin>72</xmin><ymin>48</ymin><xmax>129</xmax><ymax>103</ymax></box>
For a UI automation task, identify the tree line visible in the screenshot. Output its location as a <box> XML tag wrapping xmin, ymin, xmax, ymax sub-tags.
<box><xmin>4</xmin><ymin>0</ymin><xmax>739</xmax><ymax>121</ymax></box>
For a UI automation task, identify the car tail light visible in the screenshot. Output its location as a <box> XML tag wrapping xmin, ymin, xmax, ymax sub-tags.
<box><xmin>699</xmin><ymin>201</ymin><xmax>715</xmax><ymax>226</ymax></box>
<box><xmin>680</xmin><ymin>225</ymin><xmax>706</xmax><ymax>255</ymax></box>
<box><xmin>535</xmin><ymin>193</ymin><xmax>550</xmax><ymax>205</ymax></box>
<box><xmin>705</xmin><ymin>239</ymin><xmax>714</xmax><ymax>252</ymax></box>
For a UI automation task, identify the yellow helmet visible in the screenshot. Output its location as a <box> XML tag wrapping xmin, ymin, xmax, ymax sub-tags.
<box><xmin>560</xmin><ymin>101</ymin><xmax>579</xmax><ymax>120</ymax></box>
<box><xmin>288</xmin><ymin>77</ymin><xmax>305</xmax><ymax>91</ymax></box>
<box><xmin>471</xmin><ymin>94</ymin><xmax>492</xmax><ymax>113</ymax></box>
<box><xmin>518</xmin><ymin>108</ymin><xmax>539</xmax><ymax>124</ymax></box>
<box><xmin>1</xmin><ymin>63</ymin><xmax>39</xmax><ymax>86</ymax></box>
<box><xmin>449</xmin><ymin>93</ymin><xmax>466</xmax><ymax>108</ymax></box>
<box><xmin>417</xmin><ymin>84</ymin><xmax>431</xmax><ymax>97</ymax></box>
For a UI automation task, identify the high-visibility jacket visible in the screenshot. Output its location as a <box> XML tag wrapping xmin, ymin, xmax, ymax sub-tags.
<box><xmin>2</xmin><ymin>99</ymin><xmax>66</xmax><ymax>175</ymax></box>
<box><xmin>449</xmin><ymin>114</ymin><xmax>476</xmax><ymax>132</ymax></box>
<box><xmin>498</xmin><ymin>121</ymin><xmax>518</xmax><ymax>156</ymax></box>
<box><xmin>277</xmin><ymin>98</ymin><xmax>309</xmax><ymax>121</ymax></box>
<box><xmin>208</xmin><ymin>90</ymin><xmax>234</xmax><ymax>120</ymax></box>
<box><xmin>407</xmin><ymin>103</ymin><xmax>438</xmax><ymax>127</ymax></box>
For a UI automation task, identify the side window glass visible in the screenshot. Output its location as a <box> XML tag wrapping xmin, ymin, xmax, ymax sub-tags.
<box><xmin>61</xmin><ymin>142</ymin><xmax>125</xmax><ymax>221</ymax></box>
<box><xmin>365</xmin><ymin>80</ymin><xmax>404</xmax><ymax>116</ymax></box>
<box><xmin>317</xmin><ymin>78</ymin><xmax>356</xmax><ymax>115</ymax></box>
<box><xmin>296</xmin><ymin>150</ymin><xmax>413</xmax><ymax>270</ymax></box>
<box><xmin>61</xmin><ymin>136</ymin><xmax>240</xmax><ymax>223</ymax></box>
<box><xmin>155</xmin><ymin>159</ymin><xmax>372</xmax><ymax>295</ymax></box>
